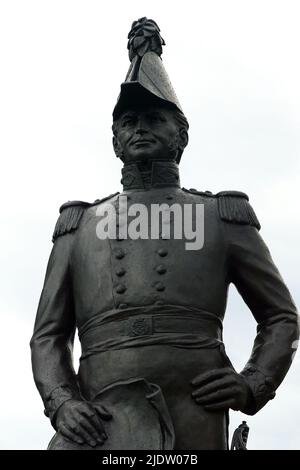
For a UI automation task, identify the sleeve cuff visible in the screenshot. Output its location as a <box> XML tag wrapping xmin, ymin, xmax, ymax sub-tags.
<box><xmin>44</xmin><ymin>384</ymin><xmax>82</xmax><ymax>428</ymax></box>
<box><xmin>240</xmin><ymin>364</ymin><xmax>276</xmax><ymax>415</ymax></box>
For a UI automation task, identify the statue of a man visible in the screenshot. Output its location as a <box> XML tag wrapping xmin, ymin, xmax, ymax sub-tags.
<box><xmin>30</xmin><ymin>18</ymin><xmax>299</xmax><ymax>450</ymax></box>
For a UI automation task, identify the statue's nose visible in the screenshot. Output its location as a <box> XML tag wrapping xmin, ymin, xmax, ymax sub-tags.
<box><xmin>136</xmin><ymin>127</ymin><xmax>148</xmax><ymax>136</ymax></box>
<box><xmin>135</xmin><ymin>116</ymin><xmax>149</xmax><ymax>134</ymax></box>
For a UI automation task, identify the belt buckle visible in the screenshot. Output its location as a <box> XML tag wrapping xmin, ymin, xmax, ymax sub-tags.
<box><xmin>126</xmin><ymin>317</ymin><xmax>153</xmax><ymax>337</ymax></box>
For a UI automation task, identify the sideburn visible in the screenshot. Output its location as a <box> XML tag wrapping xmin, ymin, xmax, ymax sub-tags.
<box><xmin>167</xmin><ymin>132</ymin><xmax>181</xmax><ymax>160</ymax></box>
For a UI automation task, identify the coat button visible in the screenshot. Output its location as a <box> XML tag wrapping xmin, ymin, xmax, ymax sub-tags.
<box><xmin>116</xmin><ymin>267</ymin><xmax>126</xmax><ymax>277</ymax></box>
<box><xmin>156</xmin><ymin>265</ymin><xmax>166</xmax><ymax>274</ymax></box>
<box><xmin>115</xmin><ymin>249</ymin><xmax>125</xmax><ymax>259</ymax></box>
<box><xmin>157</xmin><ymin>248</ymin><xmax>168</xmax><ymax>257</ymax></box>
<box><xmin>155</xmin><ymin>282</ymin><xmax>165</xmax><ymax>292</ymax></box>
<box><xmin>116</xmin><ymin>284</ymin><xmax>126</xmax><ymax>294</ymax></box>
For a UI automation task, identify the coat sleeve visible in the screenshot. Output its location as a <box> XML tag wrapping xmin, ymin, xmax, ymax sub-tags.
<box><xmin>30</xmin><ymin>232</ymin><xmax>81</xmax><ymax>428</ymax></box>
<box><xmin>224</xmin><ymin>222</ymin><xmax>299</xmax><ymax>415</ymax></box>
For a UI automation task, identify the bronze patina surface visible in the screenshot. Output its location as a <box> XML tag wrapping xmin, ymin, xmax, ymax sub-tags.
<box><xmin>30</xmin><ymin>18</ymin><xmax>299</xmax><ymax>450</ymax></box>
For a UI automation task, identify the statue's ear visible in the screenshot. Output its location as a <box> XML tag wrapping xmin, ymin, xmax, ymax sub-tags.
<box><xmin>179</xmin><ymin>128</ymin><xmax>189</xmax><ymax>150</ymax></box>
<box><xmin>113</xmin><ymin>136</ymin><xmax>124</xmax><ymax>161</ymax></box>
<box><xmin>175</xmin><ymin>128</ymin><xmax>189</xmax><ymax>164</ymax></box>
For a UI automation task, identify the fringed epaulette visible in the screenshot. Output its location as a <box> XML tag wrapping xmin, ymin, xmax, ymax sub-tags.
<box><xmin>52</xmin><ymin>192</ymin><xmax>120</xmax><ymax>242</ymax></box>
<box><xmin>216</xmin><ymin>191</ymin><xmax>261</xmax><ymax>230</ymax></box>
<box><xmin>52</xmin><ymin>201</ymin><xmax>91</xmax><ymax>242</ymax></box>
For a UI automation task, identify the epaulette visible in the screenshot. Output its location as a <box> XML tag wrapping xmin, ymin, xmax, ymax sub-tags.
<box><xmin>216</xmin><ymin>191</ymin><xmax>261</xmax><ymax>230</ymax></box>
<box><xmin>52</xmin><ymin>192</ymin><xmax>119</xmax><ymax>242</ymax></box>
<box><xmin>182</xmin><ymin>187</ymin><xmax>260</xmax><ymax>230</ymax></box>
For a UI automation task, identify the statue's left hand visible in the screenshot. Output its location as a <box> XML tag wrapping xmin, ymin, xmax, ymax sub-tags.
<box><xmin>190</xmin><ymin>367</ymin><xmax>252</xmax><ymax>412</ymax></box>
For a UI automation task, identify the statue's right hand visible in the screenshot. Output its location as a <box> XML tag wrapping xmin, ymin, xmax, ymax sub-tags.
<box><xmin>55</xmin><ymin>399</ymin><xmax>112</xmax><ymax>447</ymax></box>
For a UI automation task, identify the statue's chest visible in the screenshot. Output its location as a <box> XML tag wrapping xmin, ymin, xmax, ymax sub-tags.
<box><xmin>72</xmin><ymin>189</ymin><xmax>225</xmax><ymax>284</ymax></box>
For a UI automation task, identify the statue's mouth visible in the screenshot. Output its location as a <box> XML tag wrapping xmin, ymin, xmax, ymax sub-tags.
<box><xmin>131</xmin><ymin>139</ymin><xmax>155</xmax><ymax>146</ymax></box>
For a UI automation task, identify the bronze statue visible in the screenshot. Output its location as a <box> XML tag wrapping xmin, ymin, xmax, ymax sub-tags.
<box><xmin>30</xmin><ymin>18</ymin><xmax>299</xmax><ymax>450</ymax></box>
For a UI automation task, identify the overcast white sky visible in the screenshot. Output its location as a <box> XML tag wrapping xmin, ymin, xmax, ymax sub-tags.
<box><xmin>0</xmin><ymin>0</ymin><xmax>299</xmax><ymax>450</ymax></box>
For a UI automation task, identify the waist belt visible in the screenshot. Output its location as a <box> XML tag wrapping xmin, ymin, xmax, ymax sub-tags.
<box><xmin>80</xmin><ymin>312</ymin><xmax>223</xmax><ymax>353</ymax></box>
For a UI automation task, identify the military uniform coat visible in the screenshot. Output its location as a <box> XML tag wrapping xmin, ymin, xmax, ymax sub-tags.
<box><xmin>30</xmin><ymin>161</ymin><xmax>299</xmax><ymax>450</ymax></box>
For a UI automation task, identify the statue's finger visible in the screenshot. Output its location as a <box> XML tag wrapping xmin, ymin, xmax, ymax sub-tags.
<box><xmin>93</xmin><ymin>403</ymin><xmax>113</xmax><ymax>420</ymax></box>
<box><xmin>79</xmin><ymin>415</ymin><xmax>105</xmax><ymax>445</ymax></box>
<box><xmin>69</xmin><ymin>419</ymin><xmax>98</xmax><ymax>447</ymax></box>
<box><xmin>194</xmin><ymin>387</ymin><xmax>233</xmax><ymax>405</ymax></box>
<box><xmin>59</xmin><ymin>423</ymin><xmax>84</xmax><ymax>445</ymax></box>
<box><xmin>81</xmin><ymin>408</ymin><xmax>107</xmax><ymax>438</ymax></box>
<box><xmin>203</xmin><ymin>398</ymin><xmax>235</xmax><ymax>411</ymax></box>
<box><xmin>191</xmin><ymin>376</ymin><xmax>235</xmax><ymax>398</ymax></box>
<box><xmin>191</xmin><ymin>368</ymin><xmax>230</xmax><ymax>386</ymax></box>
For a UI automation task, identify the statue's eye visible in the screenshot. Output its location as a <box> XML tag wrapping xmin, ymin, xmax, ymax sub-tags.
<box><xmin>122</xmin><ymin>117</ymin><xmax>135</xmax><ymax>127</ymax></box>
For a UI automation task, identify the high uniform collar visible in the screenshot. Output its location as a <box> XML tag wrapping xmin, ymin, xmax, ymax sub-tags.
<box><xmin>121</xmin><ymin>160</ymin><xmax>180</xmax><ymax>191</ymax></box>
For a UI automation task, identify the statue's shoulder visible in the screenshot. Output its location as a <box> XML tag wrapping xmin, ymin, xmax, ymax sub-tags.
<box><xmin>182</xmin><ymin>188</ymin><xmax>260</xmax><ymax>230</ymax></box>
<box><xmin>182</xmin><ymin>187</ymin><xmax>215</xmax><ymax>198</ymax></box>
<box><xmin>216</xmin><ymin>190</ymin><xmax>261</xmax><ymax>230</ymax></box>
<box><xmin>52</xmin><ymin>192</ymin><xmax>119</xmax><ymax>242</ymax></box>
<box><xmin>89</xmin><ymin>191</ymin><xmax>120</xmax><ymax>209</ymax></box>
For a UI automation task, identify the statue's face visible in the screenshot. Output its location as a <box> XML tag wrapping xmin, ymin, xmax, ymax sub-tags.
<box><xmin>113</xmin><ymin>105</ymin><xmax>180</xmax><ymax>163</ymax></box>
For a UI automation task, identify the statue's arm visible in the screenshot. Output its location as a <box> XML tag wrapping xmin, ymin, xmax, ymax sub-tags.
<box><xmin>30</xmin><ymin>233</ymin><xmax>81</xmax><ymax>426</ymax></box>
<box><xmin>227</xmin><ymin>223</ymin><xmax>299</xmax><ymax>415</ymax></box>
